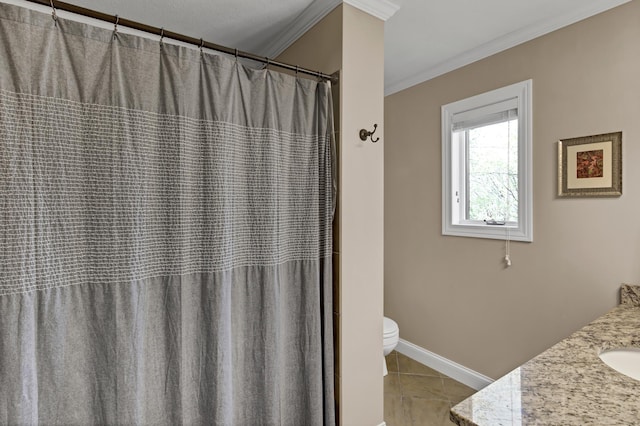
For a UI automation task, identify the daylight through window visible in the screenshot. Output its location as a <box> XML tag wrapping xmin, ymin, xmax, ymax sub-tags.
<box><xmin>442</xmin><ymin>80</ymin><xmax>532</xmax><ymax>241</ymax></box>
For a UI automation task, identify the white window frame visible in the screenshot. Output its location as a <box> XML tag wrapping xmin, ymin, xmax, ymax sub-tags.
<box><xmin>442</xmin><ymin>80</ymin><xmax>533</xmax><ymax>242</ymax></box>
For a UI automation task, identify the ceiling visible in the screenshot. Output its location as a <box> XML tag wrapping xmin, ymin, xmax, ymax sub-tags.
<box><xmin>8</xmin><ymin>0</ymin><xmax>632</xmax><ymax>95</ymax></box>
<box><xmin>383</xmin><ymin>0</ymin><xmax>630</xmax><ymax>94</ymax></box>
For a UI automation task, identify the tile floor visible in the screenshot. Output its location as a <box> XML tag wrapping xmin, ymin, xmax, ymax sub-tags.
<box><xmin>384</xmin><ymin>351</ymin><xmax>476</xmax><ymax>426</ymax></box>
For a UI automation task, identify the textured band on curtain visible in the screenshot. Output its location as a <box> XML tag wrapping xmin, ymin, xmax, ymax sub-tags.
<box><xmin>0</xmin><ymin>3</ymin><xmax>335</xmax><ymax>425</ymax></box>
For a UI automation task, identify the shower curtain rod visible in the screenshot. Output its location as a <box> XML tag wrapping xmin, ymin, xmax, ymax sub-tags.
<box><xmin>25</xmin><ymin>0</ymin><xmax>339</xmax><ymax>83</ymax></box>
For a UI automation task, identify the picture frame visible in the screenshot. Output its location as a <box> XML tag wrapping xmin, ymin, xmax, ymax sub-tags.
<box><xmin>558</xmin><ymin>131</ymin><xmax>622</xmax><ymax>197</ymax></box>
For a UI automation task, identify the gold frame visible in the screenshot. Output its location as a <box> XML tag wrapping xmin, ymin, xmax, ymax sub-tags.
<box><xmin>558</xmin><ymin>132</ymin><xmax>622</xmax><ymax>197</ymax></box>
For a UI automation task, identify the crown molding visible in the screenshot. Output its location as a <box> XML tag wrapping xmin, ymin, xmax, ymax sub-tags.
<box><xmin>258</xmin><ymin>0</ymin><xmax>399</xmax><ymax>59</ymax></box>
<box><xmin>343</xmin><ymin>0</ymin><xmax>400</xmax><ymax>21</ymax></box>
<box><xmin>385</xmin><ymin>0</ymin><xmax>631</xmax><ymax>96</ymax></box>
<box><xmin>251</xmin><ymin>0</ymin><xmax>342</xmax><ymax>59</ymax></box>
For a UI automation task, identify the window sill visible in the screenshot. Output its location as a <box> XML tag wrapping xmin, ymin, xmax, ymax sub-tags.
<box><xmin>443</xmin><ymin>223</ymin><xmax>532</xmax><ymax>242</ymax></box>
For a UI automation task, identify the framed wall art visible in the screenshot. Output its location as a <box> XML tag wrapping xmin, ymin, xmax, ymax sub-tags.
<box><xmin>558</xmin><ymin>132</ymin><xmax>622</xmax><ymax>197</ymax></box>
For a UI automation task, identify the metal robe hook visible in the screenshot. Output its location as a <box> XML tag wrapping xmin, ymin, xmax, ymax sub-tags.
<box><xmin>359</xmin><ymin>123</ymin><xmax>380</xmax><ymax>143</ymax></box>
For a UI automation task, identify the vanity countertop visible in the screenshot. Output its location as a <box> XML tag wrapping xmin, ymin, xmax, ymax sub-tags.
<box><xmin>450</xmin><ymin>284</ymin><xmax>640</xmax><ymax>426</ymax></box>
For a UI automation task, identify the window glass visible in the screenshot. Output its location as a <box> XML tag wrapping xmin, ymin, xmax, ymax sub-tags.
<box><xmin>466</xmin><ymin>117</ymin><xmax>518</xmax><ymax>223</ymax></box>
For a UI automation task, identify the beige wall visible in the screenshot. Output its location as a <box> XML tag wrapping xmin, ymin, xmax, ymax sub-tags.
<box><xmin>384</xmin><ymin>1</ymin><xmax>640</xmax><ymax>379</ymax></box>
<box><xmin>339</xmin><ymin>5</ymin><xmax>385</xmax><ymax>425</ymax></box>
<box><xmin>279</xmin><ymin>4</ymin><xmax>386</xmax><ymax>425</ymax></box>
<box><xmin>275</xmin><ymin>7</ymin><xmax>343</xmax><ymax>75</ymax></box>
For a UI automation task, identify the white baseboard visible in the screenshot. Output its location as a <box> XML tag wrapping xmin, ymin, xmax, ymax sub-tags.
<box><xmin>377</xmin><ymin>423</ymin><xmax>386</xmax><ymax>426</ymax></box>
<box><xmin>395</xmin><ymin>339</ymin><xmax>493</xmax><ymax>390</ymax></box>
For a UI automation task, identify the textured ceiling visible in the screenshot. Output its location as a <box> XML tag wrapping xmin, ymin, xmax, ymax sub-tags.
<box><xmin>5</xmin><ymin>0</ymin><xmax>632</xmax><ymax>94</ymax></box>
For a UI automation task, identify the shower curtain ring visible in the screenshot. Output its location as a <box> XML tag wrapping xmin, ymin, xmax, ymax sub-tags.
<box><xmin>295</xmin><ymin>65</ymin><xmax>299</xmax><ymax>77</ymax></box>
<box><xmin>49</xmin><ymin>0</ymin><xmax>58</xmax><ymax>26</ymax></box>
<box><xmin>266</xmin><ymin>57</ymin><xmax>270</xmax><ymax>70</ymax></box>
<box><xmin>199</xmin><ymin>38</ymin><xmax>204</xmax><ymax>52</ymax></box>
<box><xmin>234</xmin><ymin>48</ymin><xmax>238</xmax><ymax>61</ymax></box>
<box><xmin>159</xmin><ymin>27</ymin><xmax>164</xmax><ymax>44</ymax></box>
<box><xmin>111</xmin><ymin>14</ymin><xmax>119</xmax><ymax>40</ymax></box>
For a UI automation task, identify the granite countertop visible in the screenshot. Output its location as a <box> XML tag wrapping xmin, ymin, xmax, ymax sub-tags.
<box><xmin>450</xmin><ymin>284</ymin><xmax>640</xmax><ymax>426</ymax></box>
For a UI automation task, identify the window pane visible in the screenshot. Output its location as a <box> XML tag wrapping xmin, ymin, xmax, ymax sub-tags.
<box><xmin>466</xmin><ymin>118</ymin><xmax>518</xmax><ymax>222</ymax></box>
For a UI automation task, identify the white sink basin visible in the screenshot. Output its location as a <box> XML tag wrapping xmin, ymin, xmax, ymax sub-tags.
<box><xmin>599</xmin><ymin>348</ymin><xmax>640</xmax><ymax>381</ymax></box>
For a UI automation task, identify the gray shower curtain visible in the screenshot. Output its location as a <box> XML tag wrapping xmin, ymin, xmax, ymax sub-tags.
<box><xmin>0</xmin><ymin>3</ymin><xmax>334</xmax><ymax>425</ymax></box>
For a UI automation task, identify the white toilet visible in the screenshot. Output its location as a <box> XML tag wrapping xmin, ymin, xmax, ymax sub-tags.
<box><xmin>383</xmin><ymin>316</ymin><xmax>400</xmax><ymax>376</ymax></box>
